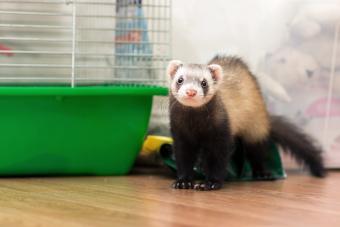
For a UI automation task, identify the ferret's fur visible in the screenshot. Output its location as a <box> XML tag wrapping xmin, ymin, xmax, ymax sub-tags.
<box><xmin>168</xmin><ymin>55</ymin><xmax>326</xmax><ymax>191</ymax></box>
<box><xmin>210</xmin><ymin>56</ymin><xmax>270</xmax><ymax>143</ymax></box>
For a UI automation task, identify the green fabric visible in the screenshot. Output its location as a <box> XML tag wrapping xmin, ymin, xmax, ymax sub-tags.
<box><xmin>160</xmin><ymin>142</ymin><xmax>286</xmax><ymax>181</ymax></box>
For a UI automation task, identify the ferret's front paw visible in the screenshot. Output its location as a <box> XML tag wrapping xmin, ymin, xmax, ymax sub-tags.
<box><xmin>194</xmin><ymin>181</ymin><xmax>223</xmax><ymax>191</ymax></box>
<box><xmin>172</xmin><ymin>179</ymin><xmax>194</xmax><ymax>189</ymax></box>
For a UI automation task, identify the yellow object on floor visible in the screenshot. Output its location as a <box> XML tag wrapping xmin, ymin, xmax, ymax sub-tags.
<box><xmin>141</xmin><ymin>135</ymin><xmax>173</xmax><ymax>156</ymax></box>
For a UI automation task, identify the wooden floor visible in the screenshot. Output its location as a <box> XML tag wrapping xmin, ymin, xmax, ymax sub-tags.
<box><xmin>0</xmin><ymin>170</ymin><xmax>339</xmax><ymax>227</ymax></box>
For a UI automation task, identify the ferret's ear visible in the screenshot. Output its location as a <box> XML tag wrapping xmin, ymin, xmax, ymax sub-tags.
<box><xmin>208</xmin><ymin>64</ymin><xmax>223</xmax><ymax>82</ymax></box>
<box><xmin>167</xmin><ymin>60</ymin><xmax>183</xmax><ymax>79</ymax></box>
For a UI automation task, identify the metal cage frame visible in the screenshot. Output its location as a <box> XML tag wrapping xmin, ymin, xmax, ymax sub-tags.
<box><xmin>0</xmin><ymin>0</ymin><xmax>171</xmax><ymax>86</ymax></box>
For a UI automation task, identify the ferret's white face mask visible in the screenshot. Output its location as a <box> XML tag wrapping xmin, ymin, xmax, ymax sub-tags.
<box><xmin>167</xmin><ymin>60</ymin><xmax>224</xmax><ymax>108</ymax></box>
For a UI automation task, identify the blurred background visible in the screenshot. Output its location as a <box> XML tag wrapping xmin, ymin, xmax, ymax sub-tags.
<box><xmin>0</xmin><ymin>0</ymin><xmax>339</xmax><ymax>170</ymax></box>
<box><xmin>170</xmin><ymin>0</ymin><xmax>340</xmax><ymax>168</ymax></box>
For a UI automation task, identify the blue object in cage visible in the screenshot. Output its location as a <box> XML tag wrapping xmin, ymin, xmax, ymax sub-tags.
<box><xmin>115</xmin><ymin>0</ymin><xmax>152</xmax><ymax>79</ymax></box>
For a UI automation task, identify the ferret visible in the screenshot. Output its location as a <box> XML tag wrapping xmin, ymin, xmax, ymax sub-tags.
<box><xmin>167</xmin><ymin>55</ymin><xmax>326</xmax><ymax>191</ymax></box>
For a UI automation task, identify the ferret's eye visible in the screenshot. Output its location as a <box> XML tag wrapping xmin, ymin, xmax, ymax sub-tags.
<box><xmin>177</xmin><ymin>77</ymin><xmax>184</xmax><ymax>84</ymax></box>
<box><xmin>201</xmin><ymin>79</ymin><xmax>207</xmax><ymax>88</ymax></box>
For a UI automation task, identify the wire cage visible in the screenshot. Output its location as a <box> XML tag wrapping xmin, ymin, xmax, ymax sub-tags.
<box><xmin>0</xmin><ymin>0</ymin><xmax>170</xmax><ymax>176</ymax></box>
<box><xmin>0</xmin><ymin>0</ymin><xmax>171</xmax><ymax>86</ymax></box>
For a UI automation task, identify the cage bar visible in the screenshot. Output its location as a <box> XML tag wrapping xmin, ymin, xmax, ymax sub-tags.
<box><xmin>0</xmin><ymin>0</ymin><xmax>171</xmax><ymax>86</ymax></box>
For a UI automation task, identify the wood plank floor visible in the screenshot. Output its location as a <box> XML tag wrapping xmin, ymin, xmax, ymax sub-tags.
<box><xmin>0</xmin><ymin>170</ymin><xmax>339</xmax><ymax>227</ymax></box>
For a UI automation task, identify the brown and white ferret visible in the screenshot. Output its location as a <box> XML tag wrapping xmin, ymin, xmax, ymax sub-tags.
<box><xmin>167</xmin><ymin>55</ymin><xmax>326</xmax><ymax>191</ymax></box>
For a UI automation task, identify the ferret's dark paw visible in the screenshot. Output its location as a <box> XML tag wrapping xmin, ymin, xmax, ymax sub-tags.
<box><xmin>172</xmin><ymin>179</ymin><xmax>194</xmax><ymax>189</ymax></box>
<box><xmin>194</xmin><ymin>181</ymin><xmax>223</xmax><ymax>191</ymax></box>
<box><xmin>253</xmin><ymin>171</ymin><xmax>276</xmax><ymax>181</ymax></box>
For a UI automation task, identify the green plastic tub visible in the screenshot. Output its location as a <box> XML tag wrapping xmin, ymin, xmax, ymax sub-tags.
<box><xmin>0</xmin><ymin>85</ymin><xmax>167</xmax><ymax>176</ymax></box>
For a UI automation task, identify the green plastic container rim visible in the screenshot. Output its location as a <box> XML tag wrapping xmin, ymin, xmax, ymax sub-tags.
<box><xmin>0</xmin><ymin>85</ymin><xmax>169</xmax><ymax>96</ymax></box>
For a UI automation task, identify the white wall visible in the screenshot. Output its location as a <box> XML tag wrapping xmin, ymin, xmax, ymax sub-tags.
<box><xmin>171</xmin><ymin>0</ymin><xmax>298</xmax><ymax>70</ymax></box>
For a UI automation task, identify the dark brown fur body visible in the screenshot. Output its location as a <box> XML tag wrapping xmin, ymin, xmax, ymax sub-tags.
<box><xmin>170</xmin><ymin>94</ymin><xmax>232</xmax><ymax>190</ymax></box>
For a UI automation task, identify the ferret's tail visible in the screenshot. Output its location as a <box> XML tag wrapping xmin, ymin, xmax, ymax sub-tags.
<box><xmin>270</xmin><ymin>115</ymin><xmax>326</xmax><ymax>177</ymax></box>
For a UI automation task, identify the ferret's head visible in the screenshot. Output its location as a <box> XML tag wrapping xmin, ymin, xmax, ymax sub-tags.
<box><xmin>167</xmin><ymin>60</ymin><xmax>224</xmax><ymax>108</ymax></box>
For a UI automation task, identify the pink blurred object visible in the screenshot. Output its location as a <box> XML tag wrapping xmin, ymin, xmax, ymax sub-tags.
<box><xmin>0</xmin><ymin>43</ymin><xmax>13</xmax><ymax>57</ymax></box>
<box><xmin>115</xmin><ymin>30</ymin><xmax>142</xmax><ymax>42</ymax></box>
<box><xmin>330</xmin><ymin>135</ymin><xmax>340</xmax><ymax>150</ymax></box>
<box><xmin>305</xmin><ymin>97</ymin><xmax>340</xmax><ymax>117</ymax></box>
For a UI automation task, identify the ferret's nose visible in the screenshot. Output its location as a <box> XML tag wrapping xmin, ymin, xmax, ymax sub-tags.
<box><xmin>186</xmin><ymin>89</ymin><xmax>197</xmax><ymax>97</ymax></box>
